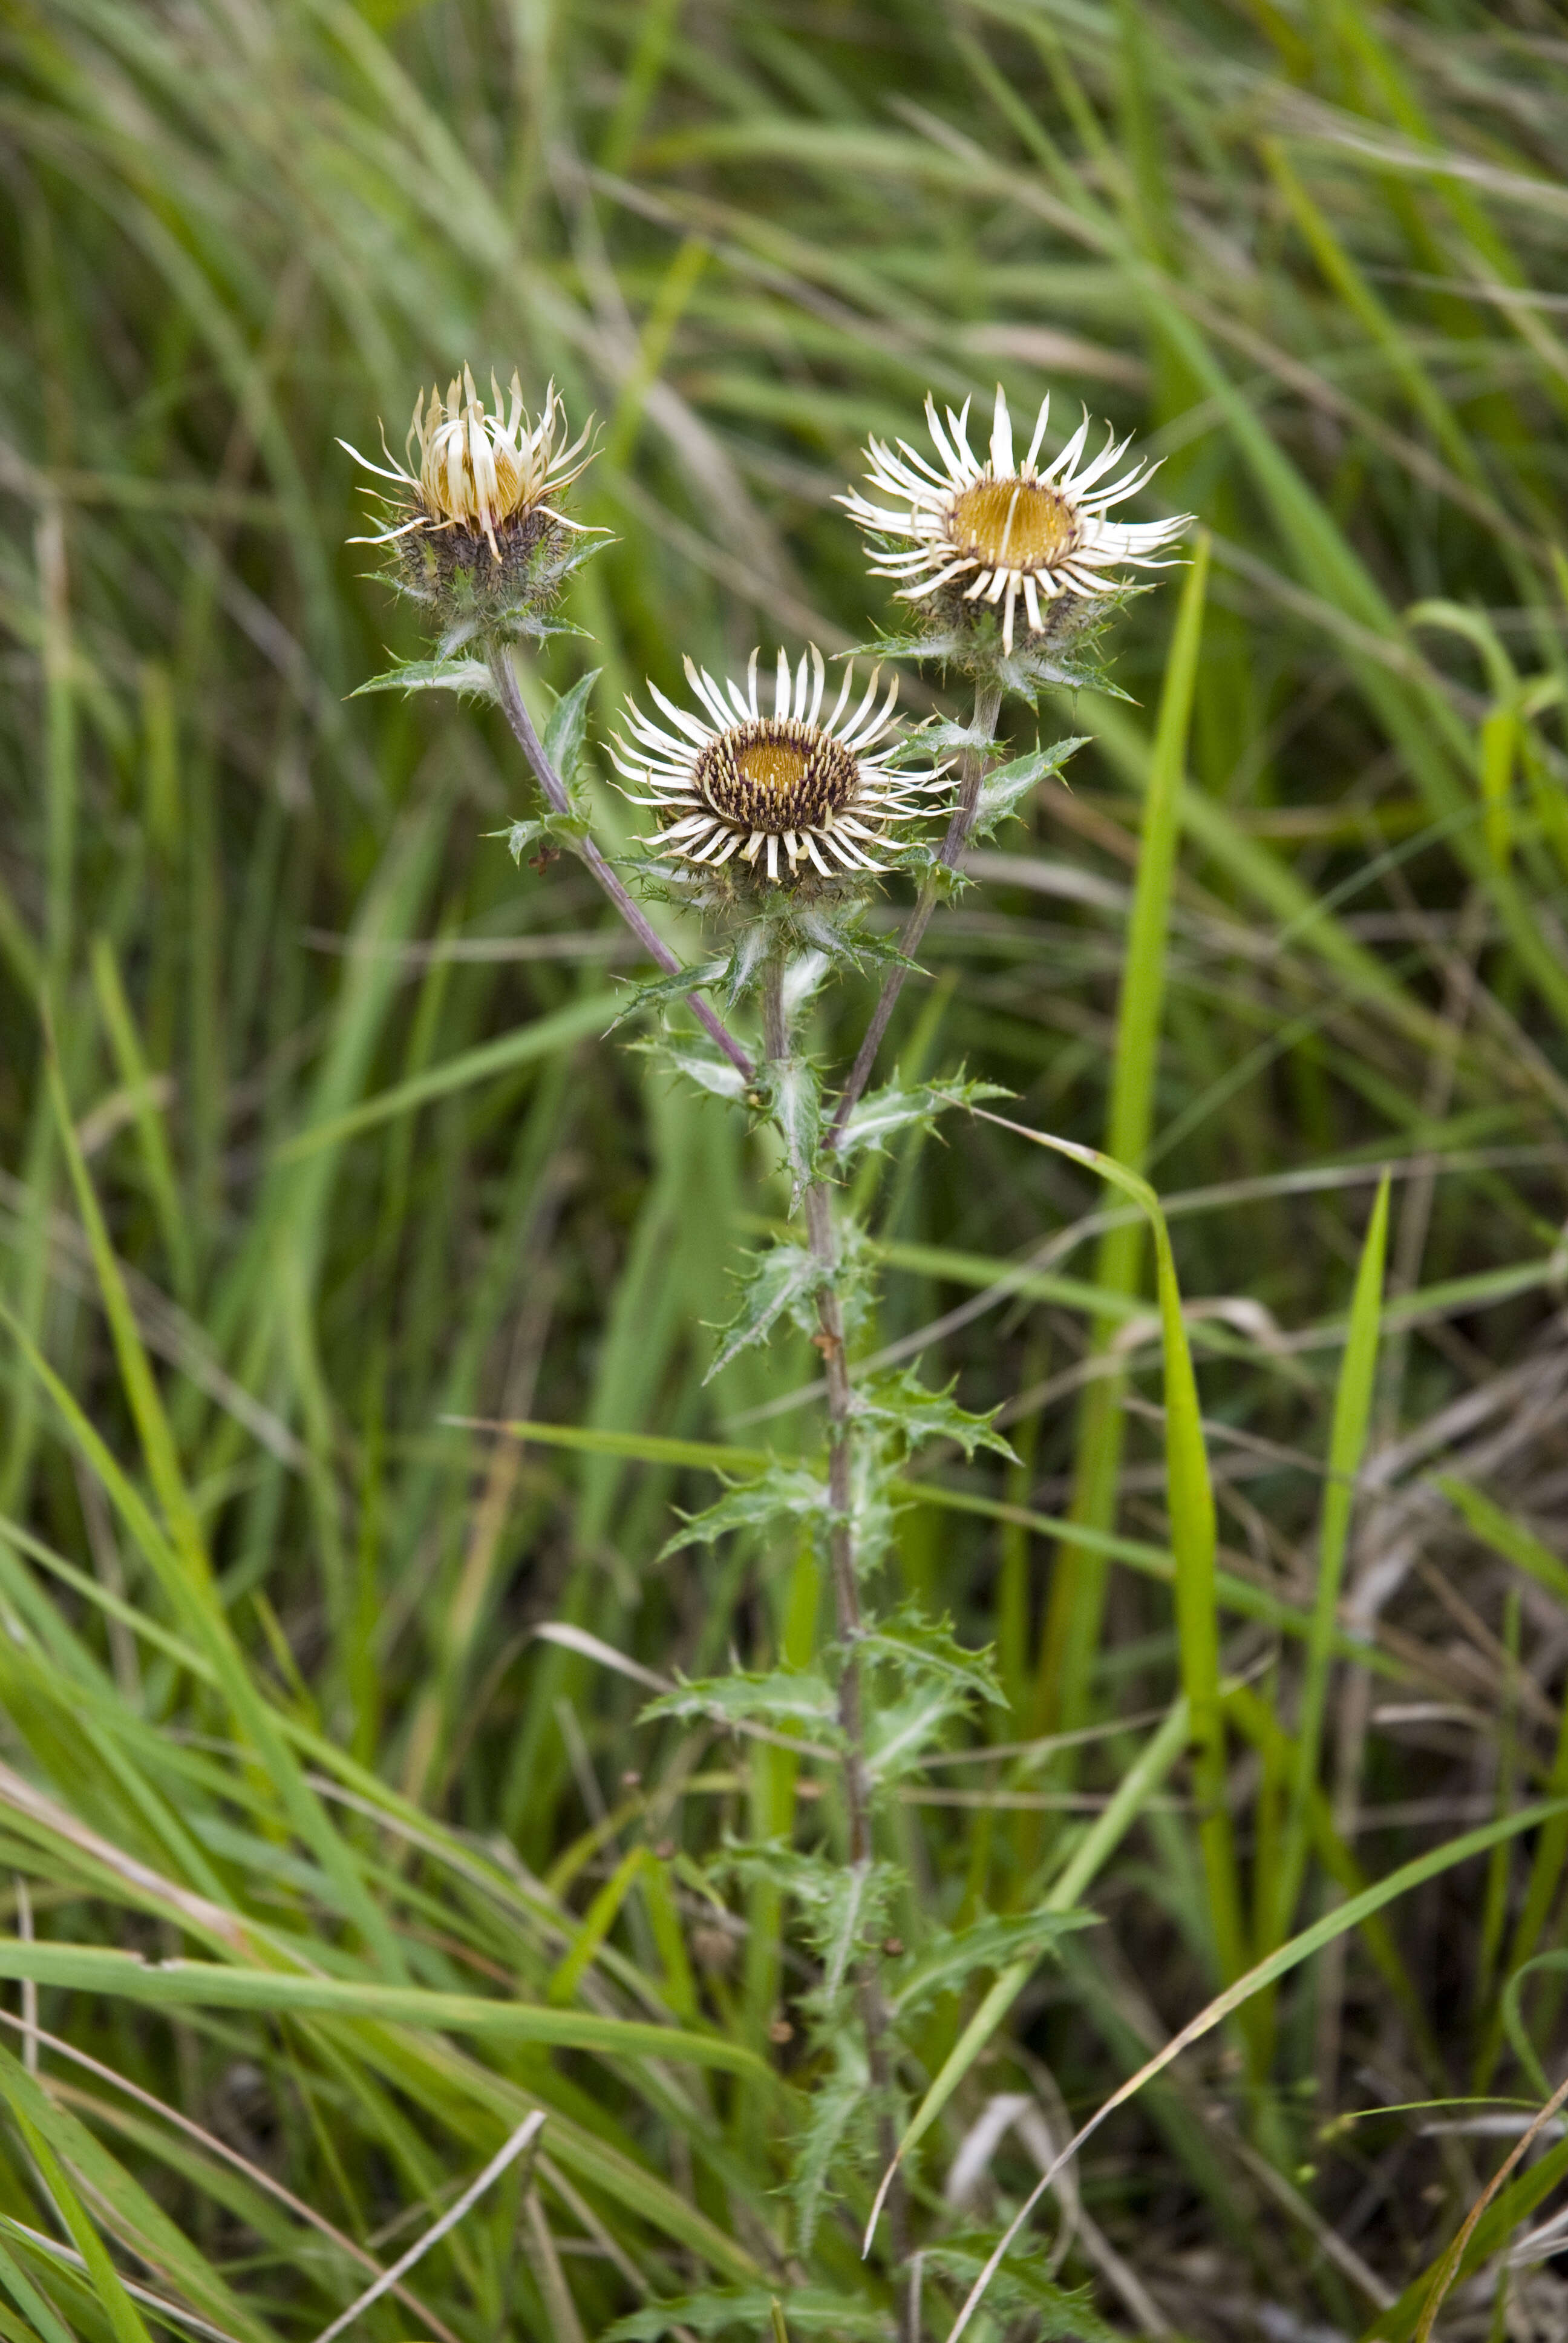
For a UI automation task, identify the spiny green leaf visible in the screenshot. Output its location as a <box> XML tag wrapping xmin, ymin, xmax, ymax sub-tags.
<box><xmin>717</xmin><ymin>904</ymin><xmax>920</xmax><ymax>1006</ymax></box>
<box><xmin>716</xmin><ymin>1846</ymin><xmax>900</xmax><ymax>1978</ymax></box>
<box><xmin>865</xmin><ymin>1679</ymin><xmax>978</xmax><ymax>1781</ymax></box>
<box><xmin>970</xmin><ymin>737</ymin><xmax>1088</xmax><ymax>843</ymax></box>
<box><xmin>847</xmin><ymin>1452</ymin><xmax>903</xmax><ymax>1582</ymax></box>
<box><xmin>656</xmin><ymin>1041</ymin><xmax>751</xmax><ymax>1101</ymax></box>
<box><xmin>543</xmin><ymin>666</ymin><xmax>601</xmax><ymax>790</ymax></box>
<box><xmin>857</xmin><ymin>1601</ymin><xmax>1007</xmax><ymax>1706</ymax></box>
<box><xmin>788</xmin><ymin>2034</ymin><xmax>874</xmax><ymax>2253</ymax></box>
<box><xmin>853</xmin><ymin>1368</ymin><xmax>1018</xmax><ymax>1463</ymax></box>
<box><xmin>348</xmin><ymin>655</ymin><xmax>495</xmax><ymax>700</ymax></box>
<box><xmin>610</xmin><ymin>958</ymin><xmax>731</xmax><ymax>1033</ymax></box>
<box><xmin>756</xmin><ymin>1054</ymin><xmax>822</xmax><ymax>1193</ymax></box>
<box><xmin>659</xmin><ymin>1461</ymin><xmax>832</xmax><ymax>1556</ymax></box>
<box><xmin>437</xmin><ymin>605</ymin><xmax>592</xmax><ymax>656</ymax></box>
<box><xmin>924</xmin><ymin>2240</ymin><xmax>1119</xmax><ymax>2342</ymax></box>
<box><xmin>500</xmin><ymin>808</ymin><xmax>590</xmax><ymax>859</ymax></box>
<box><xmin>834</xmin><ymin>1074</ymin><xmax>1010</xmax><ymax>1162</ymax></box>
<box><xmin>918</xmin><ymin>717</ymin><xmax>998</xmax><ymax>755</ymax></box>
<box><xmin>705</xmin><ymin>1241</ymin><xmax>828</xmax><ymax>1381</ymax></box>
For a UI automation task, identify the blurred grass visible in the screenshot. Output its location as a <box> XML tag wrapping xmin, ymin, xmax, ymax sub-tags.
<box><xmin>4</xmin><ymin>0</ymin><xmax>1568</xmax><ymax>2334</ymax></box>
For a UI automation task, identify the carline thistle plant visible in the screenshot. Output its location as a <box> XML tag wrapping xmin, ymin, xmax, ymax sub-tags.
<box><xmin>348</xmin><ymin>374</ymin><xmax>1189</xmax><ymax>2340</ymax></box>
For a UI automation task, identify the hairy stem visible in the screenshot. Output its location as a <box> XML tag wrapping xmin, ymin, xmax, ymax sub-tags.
<box><xmin>825</xmin><ymin>679</ymin><xmax>1004</xmax><ymax>1148</ymax></box>
<box><xmin>803</xmin><ymin>675</ymin><xmax>1005</xmax><ymax>2328</ymax></box>
<box><xmin>758</xmin><ymin>954</ymin><xmax>910</xmax><ymax>2318</ymax></box>
<box><xmin>760</xmin><ymin>951</ymin><xmax>789</xmax><ymax>1066</ymax></box>
<box><xmin>488</xmin><ymin>646</ymin><xmax>753</xmax><ymax>1078</ymax></box>
<box><xmin>811</xmin><ymin>1164</ymin><xmax>909</xmax><ymax>2310</ymax></box>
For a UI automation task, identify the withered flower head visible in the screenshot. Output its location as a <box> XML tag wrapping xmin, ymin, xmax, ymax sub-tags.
<box><xmin>341</xmin><ymin>369</ymin><xmax>598</xmax><ymax>638</ymax></box>
<box><xmin>610</xmin><ymin>646</ymin><xmax>953</xmax><ymax>893</ymax></box>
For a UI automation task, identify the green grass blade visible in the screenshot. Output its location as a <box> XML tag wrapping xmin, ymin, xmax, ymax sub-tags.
<box><xmin>0</xmin><ymin>1945</ymin><xmax>771</xmax><ymax>2077</ymax></box>
<box><xmin>88</xmin><ymin>937</ymin><xmax>194</xmax><ymax>1306</ymax></box>
<box><xmin>1272</xmin><ymin>1172</ymin><xmax>1391</xmax><ymax>1955</ymax></box>
<box><xmin>947</xmin><ymin>1795</ymin><xmax>1568</xmax><ymax>2343</ymax></box>
<box><xmin>0</xmin><ymin>1284</ymin><xmax>403</xmax><ymax>1976</ymax></box>
<box><xmin>275</xmin><ymin>991</ymin><xmax>619</xmax><ymax>1161</ymax></box>
<box><xmin>975</xmin><ymin>1107</ymin><xmax>1244</xmax><ymax>1982</ymax></box>
<box><xmin>1037</xmin><ymin>536</ymin><xmax>1209</xmax><ymax>1736</ymax></box>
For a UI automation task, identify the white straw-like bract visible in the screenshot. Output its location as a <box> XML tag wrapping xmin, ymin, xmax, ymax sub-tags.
<box><xmin>610</xmin><ymin>646</ymin><xmax>952</xmax><ymax>888</ymax></box>
<box><xmin>841</xmin><ymin>385</ymin><xmax>1191</xmax><ymax>654</ymax></box>
<box><xmin>341</xmin><ymin>369</ymin><xmax>595</xmax><ymax>560</ymax></box>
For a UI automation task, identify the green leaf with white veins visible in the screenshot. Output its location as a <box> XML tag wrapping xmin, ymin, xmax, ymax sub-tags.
<box><xmin>788</xmin><ymin>2033</ymin><xmax>874</xmax><ymax>2253</ymax></box>
<box><xmin>716</xmin><ymin>1846</ymin><xmax>899</xmax><ymax>1975</ymax></box>
<box><xmin>659</xmin><ymin>1461</ymin><xmax>831</xmax><ymax>1556</ymax></box>
<box><xmin>640</xmin><ymin>1667</ymin><xmax>843</xmax><ymax>1735</ymax></box>
<box><xmin>757</xmin><ymin>1054</ymin><xmax>822</xmax><ymax>1195</ymax></box>
<box><xmin>350</xmin><ymin>655</ymin><xmax>495</xmax><ymax>700</ymax></box>
<box><xmin>924</xmin><ymin>2242</ymin><xmax>1119</xmax><ymax>2343</ymax></box>
<box><xmin>913</xmin><ymin>716</ymin><xmax>996</xmax><ymax>755</ymax></box>
<box><xmin>848</xmin><ymin>1441</ymin><xmax>902</xmax><ymax>1579</ymax></box>
<box><xmin>866</xmin><ymin>1678</ymin><xmax>976</xmax><ymax>1781</ymax></box>
<box><xmin>970</xmin><ymin>736</ymin><xmax>1088</xmax><ymax>843</ymax></box>
<box><xmin>543</xmin><ymin>666</ymin><xmax>601</xmax><ymax>790</ymax></box>
<box><xmin>834</xmin><ymin>1073</ymin><xmax>1010</xmax><ymax>1162</ymax></box>
<box><xmin>660</xmin><ymin>1043</ymin><xmax>750</xmax><ymax>1101</ymax></box>
<box><xmin>705</xmin><ymin>1239</ymin><xmax>827</xmax><ymax>1380</ymax></box>
<box><xmin>611</xmin><ymin>960</ymin><xmax>730</xmax><ymax>1035</ymax></box>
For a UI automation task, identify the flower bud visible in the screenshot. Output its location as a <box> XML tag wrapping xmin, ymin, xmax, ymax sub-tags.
<box><xmin>341</xmin><ymin>367</ymin><xmax>601</xmax><ymax>647</ymax></box>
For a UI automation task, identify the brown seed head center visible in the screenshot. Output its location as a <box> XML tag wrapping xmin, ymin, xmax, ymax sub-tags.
<box><xmin>697</xmin><ymin>720</ymin><xmax>860</xmax><ymax>835</ymax></box>
<box><xmin>952</xmin><ymin>477</ymin><xmax>1074</xmax><ymax>570</ymax></box>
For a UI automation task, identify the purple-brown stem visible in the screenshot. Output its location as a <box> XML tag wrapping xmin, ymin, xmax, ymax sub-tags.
<box><xmin>825</xmin><ymin>680</ymin><xmax>1003</xmax><ymax>1149</ymax></box>
<box><xmin>488</xmin><ymin>647</ymin><xmax>754</xmax><ymax>1080</ymax></box>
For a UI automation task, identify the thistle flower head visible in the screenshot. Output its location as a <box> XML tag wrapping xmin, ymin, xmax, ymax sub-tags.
<box><xmin>841</xmin><ymin>385</ymin><xmax>1191</xmax><ymax>658</ymax></box>
<box><xmin>340</xmin><ymin>369</ymin><xmax>599</xmax><ymax>643</ymax></box>
<box><xmin>609</xmin><ymin>646</ymin><xmax>953</xmax><ymax>894</ymax></box>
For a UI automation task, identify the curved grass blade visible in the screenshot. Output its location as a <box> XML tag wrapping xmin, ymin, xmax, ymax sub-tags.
<box><xmin>945</xmin><ymin>1796</ymin><xmax>1568</xmax><ymax>2343</ymax></box>
<box><xmin>0</xmin><ymin>1944</ymin><xmax>771</xmax><ymax>2077</ymax></box>
<box><xmin>861</xmin><ymin>1693</ymin><xmax>1191</xmax><ymax>2254</ymax></box>
<box><xmin>973</xmin><ymin>1109</ymin><xmax>1244</xmax><ymax>1981</ymax></box>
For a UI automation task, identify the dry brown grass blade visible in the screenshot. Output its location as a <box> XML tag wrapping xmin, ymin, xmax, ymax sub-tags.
<box><xmin>1413</xmin><ymin>2068</ymin><xmax>1568</xmax><ymax>2343</ymax></box>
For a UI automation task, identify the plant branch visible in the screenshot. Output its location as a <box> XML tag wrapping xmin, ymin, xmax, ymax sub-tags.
<box><xmin>487</xmin><ymin>647</ymin><xmax>753</xmax><ymax>1078</ymax></box>
<box><xmin>824</xmin><ymin>679</ymin><xmax>1003</xmax><ymax>1149</ymax></box>
<box><xmin>808</xmin><ymin>1167</ymin><xmax>911</xmax><ymax>2316</ymax></box>
<box><xmin>757</xmin><ymin>954</ymin><xmax>911</xmax><ymax>2324</ymax></box>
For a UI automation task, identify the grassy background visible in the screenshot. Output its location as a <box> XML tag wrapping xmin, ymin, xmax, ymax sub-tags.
<box><xmin>3</xmin><ymin>0</ymin><xmax>1568</xmax><ymax>2335</ymax></box>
